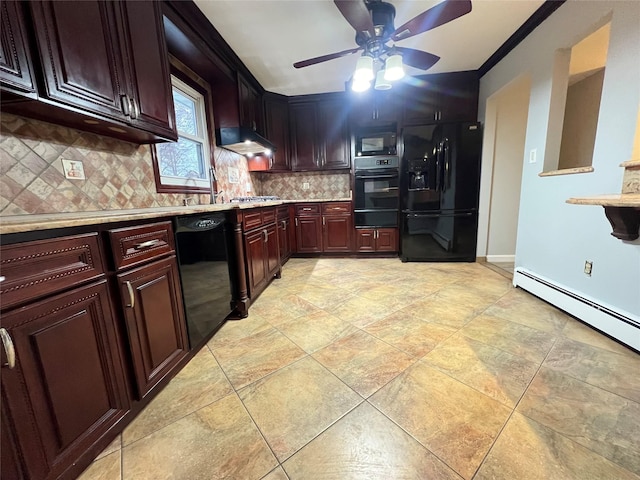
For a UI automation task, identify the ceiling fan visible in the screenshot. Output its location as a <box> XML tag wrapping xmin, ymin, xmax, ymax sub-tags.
<box><xmin>293</xmin><ymin>0</ymin><xmax>472</xmax><ymax>91</ymax></box>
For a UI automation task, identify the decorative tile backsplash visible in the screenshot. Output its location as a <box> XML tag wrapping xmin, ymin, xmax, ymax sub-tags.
<box><xmin>0</xmin><ymin>114</ymin><xmax>257</xmax><ymax>215</ymax></box>
<box><xmin>259</xmin><ymin>171</ymin><xmax>352</xmax><ymax>200</ymax></box>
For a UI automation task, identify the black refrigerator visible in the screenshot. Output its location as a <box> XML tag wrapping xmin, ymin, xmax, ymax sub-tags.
<box><xmin>400</xmin><ymin>122</ymin><xmax>482</xmax><ymax>262</ymax></box>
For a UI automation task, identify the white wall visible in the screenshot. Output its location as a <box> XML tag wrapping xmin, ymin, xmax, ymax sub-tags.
<box><xmin>481</xmin><ymin>76</ymin><xmax>530</xmax><ymax>258</ymax></box>
<box><xmin>478</xmin><ymin>1</ymin><xmax>640</xmax><ymax>327</ymax></box>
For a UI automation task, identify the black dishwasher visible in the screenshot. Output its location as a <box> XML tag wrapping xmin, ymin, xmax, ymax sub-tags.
<box><xmin>174</xmin><ymin>214</ymin><xmax>236</xmax><ymax>348</ymax></box>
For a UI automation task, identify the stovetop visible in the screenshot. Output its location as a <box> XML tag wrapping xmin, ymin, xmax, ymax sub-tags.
<box><xmin>229</xmin><ymin>196</ymin><xmax>281</xmax><ymax>203</ymax></box>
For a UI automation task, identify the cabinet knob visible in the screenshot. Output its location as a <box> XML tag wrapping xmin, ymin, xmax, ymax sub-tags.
<box><xmin>0</xmin><ymin>328</ymin><xmax>16</xmax><ymax>369</ymax></box>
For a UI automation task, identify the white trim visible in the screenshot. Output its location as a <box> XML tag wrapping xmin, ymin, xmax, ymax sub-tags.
<box><xmin>514</xmin><ymin>268</ymin><xmax>640</xmax><ymax>351</ymax></box>
<box><xmin>156</xmin><ymin>75</ymin><xmax>211</xmax><ymax>189</ymax></box>
<box><xmin>486</xmin><ymin>255</ymin><xmax>515</xmax><ymax>263</ymax></box>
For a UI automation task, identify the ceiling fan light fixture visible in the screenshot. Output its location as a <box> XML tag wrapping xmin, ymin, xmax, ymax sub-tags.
<box><xmin>351</xmin><ymin>78</ymin><xmax>371</xmax><ymax>92</ymax></box>
<box><xmin>354</xmin><ymin>55</ymin><xmax>374</xmax><ymax>82</ymax></box>
<box><xmin>374</xmin><ymin>70</ymin><xmax>392</xmax><ymax>90</ymax></box>
<box><xmin>384</xmin><ymin>54</ymin><xmax>405</xmax><ymax>81</ymax></box>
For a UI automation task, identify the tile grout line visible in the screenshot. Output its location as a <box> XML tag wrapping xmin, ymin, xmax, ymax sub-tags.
<box><xmin>469</xmin><ymin>331</ymin><xmax>563</xmax><ymax>479</ymax></box>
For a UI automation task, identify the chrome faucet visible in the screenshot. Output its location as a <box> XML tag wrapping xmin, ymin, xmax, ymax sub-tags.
<box><xmin>209</xmin><ymin>166</ymin><xmax>219</xmax><ymax>204</ymax></box>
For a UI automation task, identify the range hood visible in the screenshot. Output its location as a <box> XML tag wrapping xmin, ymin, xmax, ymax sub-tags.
<box><xmin>215</xmin><ymin>127</ymin><xmax>276</xmax><ymax>156</ymax></box>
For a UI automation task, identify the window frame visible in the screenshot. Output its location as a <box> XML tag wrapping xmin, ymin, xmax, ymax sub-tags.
<box><xmin>152</xmin><ymin>62</ymin><xmax>215</xmax><ymax>194</ymax></box>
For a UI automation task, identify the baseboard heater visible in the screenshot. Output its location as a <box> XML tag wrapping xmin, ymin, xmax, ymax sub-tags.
<box><xmin>514</xmin><ymin>268</ymin><xmax>640</xmax><ymax>352</ymax></box>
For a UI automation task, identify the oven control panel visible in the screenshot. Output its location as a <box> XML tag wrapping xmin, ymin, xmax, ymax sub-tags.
<box><xmin>354</xmin><ymin>155</ymin><xmax>399</xmax><ymax>170</ymax></box>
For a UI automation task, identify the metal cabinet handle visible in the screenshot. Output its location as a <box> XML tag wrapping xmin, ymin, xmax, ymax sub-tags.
<box><xmin>135</xmin><ymin>239</ymin><xmax>160</xmax><ymax>250</ymax></box>
<box><xmin>120</xmin><ymin>95</ymin><xmax>131</xmax><ymax>116</ymax></box>
<box><xmin>125</xmin><ymin>281</ymin><xmax>135</xmax><ymax>309</ymax></box>
<box><xmin>295</xmin><ymin>218</ymin><xmax>299</xmax><ymax>227</ymax></box>
<box><xmin>0</xmin><ymin>276</ymin><xmax>5</xmax><ymax>283</ymax></box>
<box><xmin>323</xmin><ymin>217</ymin><xmax>326</xmax><ymax>226</ymax></box>
<box><xmin>282</xmin><ymin>220</ymin><xmax>287</xmax><ymax>230</ymax></box>
<box><xmin>302</xmin><ymin>207</ymin><xmax>312</xmax><ymax>211</ymax></box>
<box><xmin>128</xmin><ymin>98</ymin><xmax>139</xmax><ymax>120</ymax></box>
<box><xmin>1</xmin><ymin>328</ymin><xmax>16</xmax><ymax>369</ymax></box>
<box><xmin>263</xmin><ymin>229</ymin><xmax>268</xmax><ymax>243</ymax></box>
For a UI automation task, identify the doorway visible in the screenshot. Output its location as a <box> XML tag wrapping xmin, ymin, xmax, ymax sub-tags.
<box><xmin>478</xmin><ymin>75</ymin><xmax>531</xmax><ymax>277</ymax></box>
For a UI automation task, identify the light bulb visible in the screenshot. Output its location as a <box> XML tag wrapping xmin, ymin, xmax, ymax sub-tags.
<box><xmin>354</xmin><ymin>56</ymin><xmax>374</xmax><ymax>82</ymax></box>
<box><xmin>374</xmin><ymin>70</ymin><xmax>392</xmax><ymax>90</ymax></box>
<box><xmin>384</xmin><ymin>54</ymin><xmax>405</xmax><ymax>81</ymax></box>
<box><xmin>351</xmin><ymin>78</ymin><xmax>371</xmax><ymax>92</ymax></box>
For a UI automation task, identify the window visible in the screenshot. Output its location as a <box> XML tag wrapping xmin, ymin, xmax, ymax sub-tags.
<box><xmin>154</xmin><ymin>75</ymin><xmax>211</xmax><ymax>191</ymax></box>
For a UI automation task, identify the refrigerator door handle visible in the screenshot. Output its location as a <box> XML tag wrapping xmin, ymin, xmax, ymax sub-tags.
<box><xmin>435</xmin><ymin>142</ymin><xmax>442</xmax><ymax>192</ymax></box>
<box><xmin>406</xmin><ymin>212</ymin><xmax>474</xmax><ymax>218</ymax></box>
<box><xmin>443</xmin><ymin>138</ymin><xmax>451</xmax><ymax>190</ymax></box>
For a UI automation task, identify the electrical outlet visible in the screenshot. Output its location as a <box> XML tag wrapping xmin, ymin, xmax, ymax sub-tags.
<box><xmin>302</xmin><ymin>182</ymin><xmax>310</xmax><ymax>190</ymax></box>
<box><xmin>584</xmin><ymin>260</ymin><xmax>593</xmax><ymax>276</ymax></box>
<box><xmin>529</xmin><ymin>149</ymin><xmax>537</xmax><ymax>164</ymax></box>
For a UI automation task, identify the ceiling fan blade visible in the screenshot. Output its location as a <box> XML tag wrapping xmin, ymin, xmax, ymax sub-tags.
<box><xmin>334</xmin><ymin>0</ymin><xmax>374</xmax><ymax>36</ymax></box>
<box><xmin>293</xmin><ymin>47</ymin><xmax>362</xmax><ymax>69</ymax></box>
<box><xmin>391</xmin><ymin>0</ymin><xmax>472</xmax><ymax>42</ymax></box>
<box><xmin>395</xmin><ymin>47</ymin><xmax>440</xmax><ymax>71</ymax></box>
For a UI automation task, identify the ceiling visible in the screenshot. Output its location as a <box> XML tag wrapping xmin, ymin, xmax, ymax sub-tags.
<box><xmin>193</xmin><ymin>0</ymin><xmax>546</xmax><ymax>96</ymax></box>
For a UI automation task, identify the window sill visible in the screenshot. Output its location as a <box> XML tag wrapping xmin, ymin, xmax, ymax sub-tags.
<box><xmin>539</xmin><ymin>166</ymin><xmax>594</xmax><ymax>177</ymax></box>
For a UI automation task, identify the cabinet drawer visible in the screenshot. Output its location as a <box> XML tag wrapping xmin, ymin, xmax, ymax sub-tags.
<box><xmin>322</xmin><ymin>202</ymin><xmax>351</xmax><ymax>215</ymax></box>
<box><xmin>277</xmin><ymin>206</ymin><xmax>289</xmax><ymax>220</ymax></box>
<box><xmin>295</xmin><ymin>204</ymin><xmax>321</xmax><ymax>216</ymax></box>
<box><xmin>0</xmin><ymin>233</ymin><xmax>105</xmax><ymax>310</ymax></box>
<box><xmin>109</xmin><ymin>221</ymin><xmax>175</xmax><ymax>271</ymax></box>
<box><xmin>243</xmin><ymin>211</ymin><xmax>263</xmax><ymax>231</ymax></box>
<box><xmin>262</xmin><ymin>208</ymin><xmax>276</xmax><ymax>224</ymax></box>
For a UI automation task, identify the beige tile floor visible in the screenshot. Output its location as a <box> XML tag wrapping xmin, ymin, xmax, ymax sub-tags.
<box><xmin>79</xmin><ymin>258</ymin><xmax>640</xmax><ymax>480</ymax></box>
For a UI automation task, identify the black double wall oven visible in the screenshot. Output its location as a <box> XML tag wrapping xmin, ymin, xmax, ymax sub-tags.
<box><xmin>353</xmin><ymin>155</ymin><xmax>400</xmax><ymax>229</ymax></box>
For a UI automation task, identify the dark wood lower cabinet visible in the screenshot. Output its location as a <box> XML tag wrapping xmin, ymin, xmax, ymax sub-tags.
<box><xmin>355</xmin><ymin>228</ymin><xmax>398</xmax><ymax>253</ymax></box>
<box><xmin>295</xmin><ymin>216</ymin><xmax>323</xmax><ymax>253</ymax></box>
<box><xmin>244</xmin><ymin>223</ymin><xmax>280</xmax><ymax>298</ymax></box>
<box><xmin>117</xmin><ymin>255</ymin><xmax>188</xmax><ymax>399</ymax></box>
<box><xmin>0</xmin><ymin>280</ymin><xmax>130</xmax><ymax>480</ymax></box>
<box><xmin>323</xmin><ymin>215</ymin><xmax>352</xmax><ymax>252</ymax></box>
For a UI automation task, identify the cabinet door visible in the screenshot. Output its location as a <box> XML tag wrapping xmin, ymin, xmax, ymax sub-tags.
<box><xmin>355</xmin><ymin>228</ymin><xmax>376</xmax><ymax>252</ymax></box>
<box><xmin>29</xmin><ymin>1</ymin><xmax>128</xmax><ymax>122</ymax></box>
<box><xmin>118</xmin><ymin>256</ymin><xmax>188</xmax><ymax>398</ymax></box>
<box><xmin>278</xmin><ymin>219</ymin><xmax>292</xmax><ymax>263</ymax></box>
<box><xmin>295</xmin><ymin>216</ymin><xmax>323</xmax><ymax>253</ymax></box>
<box><xmin>0</xmin><ymin>0</ymin><xmax>36</xmax><ymax>97</ymax></box>
<box><xmin>401</xmin><ymin>83</ymin><xmax>439</xmax><ymax>124</ymax></box>
<box><xmin>121</xmin><ymin>1</ymin><xmax>177</xmax><ymax>140</ymax></box>
<box><xmin>264</xmin><ymin>96</ymin><xmax>291</xmax><ymax>171</ymax></box>
<box><xmin>436</xmin><ymin>73</ymin><xmax>479</xmax><ymax>122</ymax></box>
<box><xmin>0</xmin><ymin>281</ymin><xmax>129</xmax><ymax>480</ymax></box>
<box><xmin>245</xmin><ymin>229</ymin><xmax>267</xmax><ymax>296</ymax></box>
<box><xmin>376</xmin><ymin>228</ymin><xmax>398</xmax><ymax>252</ymax></box>
<box><xmin>323</xmin><ymin>216</ymin><xmax>353</xmax><ymax>252</ymax></box>
<box><xmin>265</xmin><ymin>224</ymin><xmax>280</xmax><ymax>278</ymax></box>
<box><xmin>238</xmin><ymin>74</ymin><xmax>262</xmax><ymax>132</ymax></box>
<box><xmin>290</xmin><ymin>102</ymin><xmax>320</xmax><ymax>170</ymax></box>
<box><xmin>318</xmin><ymin>98</ymin><xmax>350</xmax><ymax>169</ymax></box>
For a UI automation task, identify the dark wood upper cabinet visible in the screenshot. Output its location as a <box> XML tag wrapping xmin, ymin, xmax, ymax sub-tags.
<box><xmin>318</xmin><ymin>98</ymin><xmax>350</xmax><ymax>170</ymax></box>
<box><xmin>238</xmin><ymin>73</ymin><xmax>262</xmax><ymax>133</ymax></box>
<box><xmin>401</xmin><ymin>72</ymin><xmax>479</xmax><ymax>124</ymax></box>
<box><xmin>2</xmin><ymin>0</ymin><xmax>177</xmax><ymax>143</ymax></box>
<box><xmin>290</xmin><ymin>102</ymin><xmax>320</xmax><ymax>171</ymax></box>
<box><xmin>350</xmin><ymin>90</ymin><xmax>402</xmax><ymax>125</ymax></box>
<box><xmin>290</xmin><ymin>95</ymin><xmax>350</xmax><ymax>171</ymax></box>
<box><xmin>263</xmin><ymin>93</ymin><xmax>291</xmax><ymax>171</ymax></box>
<box><xmin>29</xmin><ymin>1</ymin><xmax>128</xmax><ymax>122</ymax></box>
<box><xmin>121</xmin><ymin>0</ymin><xmax>176</xmax><ymax>140</ymax></box>
<box><xmin>0</xmin><ymin>1</ymin><xmax>36</xmax><ymax>97</ymax></box>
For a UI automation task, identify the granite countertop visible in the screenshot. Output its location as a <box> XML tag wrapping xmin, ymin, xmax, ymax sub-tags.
<box><xmin>566</xmin><ymin>193</ymin><xmax>640</xmax><ymax>207</ymax></box>
<box><xmin>0</xmin><ymin>198</ymin><xmax>352</xmax><ymax>235</ymax></box>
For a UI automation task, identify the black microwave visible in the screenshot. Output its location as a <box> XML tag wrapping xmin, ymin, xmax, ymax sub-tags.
<box><xmin>355</xmin><ymin>124</ymin><xmax>397</xmax><ymax>156</ymax></box>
